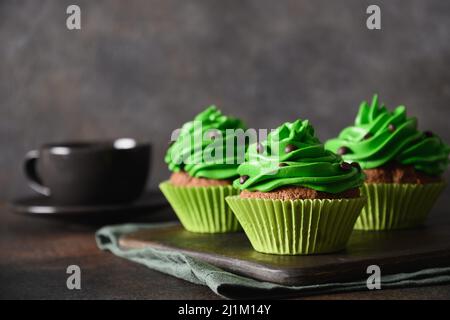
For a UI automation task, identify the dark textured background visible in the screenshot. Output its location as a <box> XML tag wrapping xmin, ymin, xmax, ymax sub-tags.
<box><xmin>1</xmin><ymin>0</ymin><xmax>449</xmax><ymax>209</ymax></box>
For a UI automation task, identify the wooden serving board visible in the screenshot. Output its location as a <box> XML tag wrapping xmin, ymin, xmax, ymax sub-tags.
<box><xmin>119</xmin><ymin>220</ymin><xmax>450</xmax><ymax>286</ymax></box>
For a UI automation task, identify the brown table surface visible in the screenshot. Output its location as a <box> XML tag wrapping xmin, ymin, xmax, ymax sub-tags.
<box><xmin>1</xmin><ymin>201</ymin><xmax>450</xmax><ymax>300</ymax></box>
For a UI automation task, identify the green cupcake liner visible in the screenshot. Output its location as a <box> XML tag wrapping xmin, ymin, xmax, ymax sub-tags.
<box><xmin>159</xmin><ymin>181</ymin><xmax>242</xmax><ymax>233</ymax></box>
<box><xmin>355</xmin><ymin>182</ymin><xmax>446</xmax><ymax>231</ymax></box>
<box><xmin>226</xmin><ymin>196</ymin><xmax>366</xmax><ymax>255</ymax></box>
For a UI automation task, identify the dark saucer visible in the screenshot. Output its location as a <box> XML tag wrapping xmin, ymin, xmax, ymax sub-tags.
<box><xmin>8</xmin><ymin>190</ymin><xmax>168</xmax><ymax>217</ymax></box>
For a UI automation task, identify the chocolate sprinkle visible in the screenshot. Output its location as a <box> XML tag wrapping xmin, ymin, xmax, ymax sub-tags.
<box><xmin>278</xmin><ymin>162</ymin><xmax>288</xmax><ymax>167</ymax></box>
<box><xmin>337</xmin><ymin>146</ymin><xmax>350</xmax><ymax>155</ymax></box>
<box><xmin>388</xmin><ymin>124</ymin><xmax>396</xmax><ymax>132</ymax></box>
<box><xmin>351</xmin><ymin>162</ymin><xmax>361</xmax><ymax>170</ymax></box>
<box><xmin>340</xmin><ymin>162</ymin><xmax>352</xmax><ymax>171</ymax></box>
<box><xmin>363</xmin><ymin>132</ymin><xmax>372</xmax><ymax>140</ymax></box>
<box><xmin>424</xmin><ymin>130</ymin><xmax>434</xmax><ymax>138</ymax></box>
<box><xmin>284</xmin><ymin>144</ymin><xmax>298</xmax><ymax>153</ymax></box>
<box><xmin>207</xmin><ymin>131</ymin><xmax>218</xmax><ymax>140</ymax></box>
<box><xmin>239</xmin><ymin>175</ymin><xmax>249</xmax><ymax>184</ymax></box>
<box><xmin>256</xmin><ymin>143</ymin><xmax>264</xmax><ymax>154</ymax></box>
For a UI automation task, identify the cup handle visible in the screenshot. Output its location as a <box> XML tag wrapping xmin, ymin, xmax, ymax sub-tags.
<box><xmin>24</xmin><ymin>150</ymin><xmax>50</xmax><ymax>196</ymax></box>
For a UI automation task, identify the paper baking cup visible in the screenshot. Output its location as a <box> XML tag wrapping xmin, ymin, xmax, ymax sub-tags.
<box><xmin>159</xmin><ymin>181</ymin><xmax>241</xmax><ymax>233</ymax></box>
<box><xmin>355</xmin><ymin>182</ymin><xmax>446</xmax><ymax>231</ymax></box>
<box><xmin>226</xmin><ymin>196</ymin><xmax>365</xmax><ymax>255</ymax></box>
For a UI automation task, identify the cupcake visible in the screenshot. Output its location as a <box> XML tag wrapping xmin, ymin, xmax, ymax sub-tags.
<box><xmin>226</xmin><ymin>119</ymin><xmax>366</xmax><ymax>255</ymax></box>
<box><xmin>325</xmin><ymin>95</ymin><xmax>450</xmax><ymax>230</ymax></box>
<box><xmin>160</xmin><ymin>106</ymin><xmax>246</xmax><ymax>233</ymax></box>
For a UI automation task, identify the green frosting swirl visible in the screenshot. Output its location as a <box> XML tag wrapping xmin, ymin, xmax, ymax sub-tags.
<box><xmin>165</xmin><ymin>106</ymin><xmax>246</xmax><ymax>180</ymax></box>
<box><xmin>233</xmin><ymin>119</ymin><xmax>365</xmax><ymax>193</ymax></box>
<box><xmin>325</xmin><ymin>95</ymin><xmax>450</xmax><ymax>176</ymax></box>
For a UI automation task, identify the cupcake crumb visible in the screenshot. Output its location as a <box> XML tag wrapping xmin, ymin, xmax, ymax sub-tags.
<box><xmin>240</xmin><ymin>186</ymin><xmax>360</xmax><ymax>200</ymax></box>
<box><xmin>170</xmin><ymin>171</ymin><xmax>232</xmax><ymax>187</ymax></box>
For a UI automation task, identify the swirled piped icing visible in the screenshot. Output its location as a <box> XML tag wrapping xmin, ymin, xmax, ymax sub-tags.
<box><xmin>233</xmin><ymin>119</ymin><xmax>365</xmax><ymax>193</ymax></box>
<box><xmin>325</xmin><ymin>95</ymin><xmax>450</xmax><ymax>176</ymax></box>
<box><xmin>165</xmin><ymin>106</ymin><xmax>246</xmax><ymax>180</ymax></box>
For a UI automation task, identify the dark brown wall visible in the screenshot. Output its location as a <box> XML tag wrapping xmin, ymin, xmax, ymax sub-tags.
<box><xmin>1</xmin><ymin>0</ymin><xmax>449</xmax><ymax>207</ymax></box>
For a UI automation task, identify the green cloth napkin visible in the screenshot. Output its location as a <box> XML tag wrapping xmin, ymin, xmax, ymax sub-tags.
<box><xmin>96</xmin><ymin>222</ymin><xmax>450</xmax><ymax>299</ymax></box>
